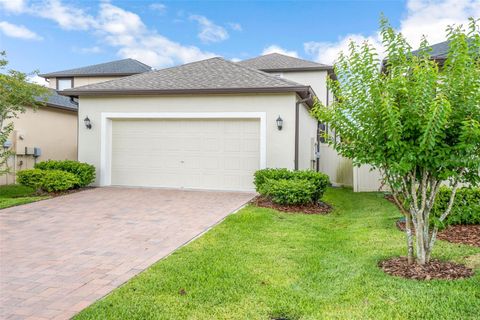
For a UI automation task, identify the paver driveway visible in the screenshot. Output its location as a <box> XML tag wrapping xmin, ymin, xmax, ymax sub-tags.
<box><xmin>0</xmin><ymin>187</ymin><xmax>254</xmax><ymax>320</ymax></box>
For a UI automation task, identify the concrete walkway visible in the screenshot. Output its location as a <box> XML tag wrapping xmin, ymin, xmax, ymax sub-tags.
<box><xmin>0</xmin><ymin>187</ymin><xmax>254</xmax><ymax>319</ymax></box>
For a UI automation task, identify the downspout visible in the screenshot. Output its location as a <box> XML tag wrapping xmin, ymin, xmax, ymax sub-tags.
<box><xmin>295</xmin><ymin>92</ymin><xmax>312</xmax><ymax>170</ymax></box>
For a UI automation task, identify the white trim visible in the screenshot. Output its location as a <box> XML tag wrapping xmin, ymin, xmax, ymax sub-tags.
<box><xmin>100</xmin><ymin>112</ymin><xmax>267</xmax><ymax>187</ymax></box>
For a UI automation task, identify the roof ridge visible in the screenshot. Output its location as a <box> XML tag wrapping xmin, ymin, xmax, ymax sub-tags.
<box><xmin>227</xmin><ymin>57</ymin><xmax>307</xmax><ymax>87</ymax></box>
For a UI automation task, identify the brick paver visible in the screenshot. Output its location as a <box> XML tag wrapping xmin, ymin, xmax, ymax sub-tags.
<box><xmin>0</xmin><ymin>187</ymin><xmax>254</xmax><ymax>319</ymax></box>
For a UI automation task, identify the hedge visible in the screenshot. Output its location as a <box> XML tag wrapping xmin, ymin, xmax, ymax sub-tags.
<box><xmin>17</xmin><ymin>169</ymin><xmax>79</xmax><ymax>192</ymax></box>
<box><xmin>254</xmin><ymin>168</ymin><xmax>330</xmax><ymax>205</ymax></box>
<box><xmin>264</xmin><ymin>178</ymin><xmax>316</xmax><ymax>205</ymax></box>
<box><xmin>34</xmin><ymin>160</ymin><xmax>95</xmax><ymax>187</ymax></box>
<box><xmin>432</xmin><ymin>186</ymin><xmax>480</xmax><ymax>226</ymax></box>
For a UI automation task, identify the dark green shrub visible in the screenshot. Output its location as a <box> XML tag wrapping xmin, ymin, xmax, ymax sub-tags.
<box><xmin>265</xmin><ymin>179</ymin><xmax>316</xmax><ymax>205</ymax></box>
<box><xmin>293</xmin><ymin>170</ymin><xmax>330</xmax><ymax>201</ymax></box>
<box><xmin>17</xmin><ymin>169</ymin><xmax>79</xmax><ymax>192</ymax></box>
<box><xmin>17</xmin><ymin>169</ymin><xmax>45</xmax><ymax>190</ymax></box>
<box><xmin>254</xmin><ymin>168</ymin><xmax>293</xmax><ymax>194</ymax></box>
<box><xmin>432</xmin><ymin>186</ymin><xmax>480</xmax><ymax>226</ymax></box>
<box><xmin>35</xmin><ymin>160</ymin><xmax>95</xmax><ymax>187</ymax></box>
<box><xmin>40</xmin><ymin>170</ymin><xmax>79</xmax><ymax>192</ymax></box>
<box><xmin>254</xmin><ymin>168</ymin><xmax>330</xmax><ymax>203</ymax></box>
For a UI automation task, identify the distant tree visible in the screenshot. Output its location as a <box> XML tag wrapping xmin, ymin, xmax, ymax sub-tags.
<box><xmin>0</xmin><ymin>51</ymin><xmax>49</xmax><ymax>174</ymax></box>
<box><xmin>312</xmin><ymin>18</ymin><xmax>480</xmax><ymax>265</ymax></box>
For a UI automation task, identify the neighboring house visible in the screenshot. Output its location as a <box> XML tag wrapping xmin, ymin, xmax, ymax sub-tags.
<box><xmin>0</xmin><ymin>58</ymin><xmax>151</xmax><ymax>185</ymax></box>
<box><xmin>60</xmin><ymin>57</ymin><xmax>318</xmax><ymax>192</ymax></box>
<box><xmin>0</xmin><ymin>91</ymin><xmax>78</xmax><ymax>185</ymax></box>
<box><xmin>39</xmin><ymin>58</ymin><xmax>152</xmax><ymax>90</ymax></box>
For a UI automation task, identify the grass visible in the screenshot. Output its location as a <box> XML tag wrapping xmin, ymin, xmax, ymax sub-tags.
<box><xmin>75</xmin><ymin>188</ymin><xmax>480</xmax><ymax>320</ymax></box>
<box><xmin>0</xmin><ymin>184</ymin><xmax>49</xmax><ymax>209</ymax></box>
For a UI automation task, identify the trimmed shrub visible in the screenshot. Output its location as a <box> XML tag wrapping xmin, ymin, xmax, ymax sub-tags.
<box><xmin>40</xmin><ymin>170</ymin><xmax>79</xmax><ymax>192</ymax></box>
<box><xmin>17</xmin><ymin>169</ymin><xmax>79</xmax><ymax>192</ymax></box>
<box><xmin>254</xmin><ymin>168</ymin><xmax>330</xmax><ymax>203</ymax></box>
<box><xmin>265</xmin><ymin>178</ymin><xmax>316</xmax><ymax>205</ymax></box>
<box><xmin>17</xmin><ymin>169</ymin><xmax>45</xmax><ymax>190</ymax></box>
<box><xmin>432</xmin><ymin>186</ymin><xmax>480</xmax><ymax>226</ymax></box>
<box><xmin>254</xmin><ymin>168</ymin><xmax>293</xmax><ymax>194</ymax></box>
<box><xmin>35</xmin><ymin>160</ymin><xmax>95</xmax><ymax>188</ymax></box>
<box><xmin>294</xmin><ymin>170</ymin><xmax>330</xmax><ymax>201</ymax></box>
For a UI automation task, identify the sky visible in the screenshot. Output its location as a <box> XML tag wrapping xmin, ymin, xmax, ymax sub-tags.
<box><xmin>0</xmin><ymin>0</ymin><xmax>479</xmax><ymax>85</ymax></box>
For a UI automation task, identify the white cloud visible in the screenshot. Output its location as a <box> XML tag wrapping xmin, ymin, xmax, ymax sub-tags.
<box><xmin>304</xmin><ymin>33</ymin><xmax>382</xmax><ymax>65</ymax></box>
<box><xmin>149</xmin><ymin>3</ymin><xmax>166</xmax><ymax>14</ymax></box>
<box><xmin>0</xmin><ymin>21</ymin><xmax>42</xmax><ymax>40</ymax></box>
<box><xmin>4</xmin><ymin>1</ymin><xmax>216</xmax><ymax>68</ymax></box>
<box><xmin>228</xmin><ymin>22</ymin><xmax>242</xmax><ymax>31</ymax></box>
<box><xmin>27</xmin><ymin>74</ymin><xmax>48</xmax><ymax>87</ymax></box>
<box><xmin>262</xmin><ymin>45</ymin><xmax>298</xmax><ymax>58</ymax></box>
<box><xmin>189</xmin><ymin>14</ymin><xmax>229</xmax><ymax>43</ymax></box>
<box><xmin>73</xmin><ymin>46</ymin><xmax>103</xmax><ymax>54</ymax></box>
<box><xmin>230</xmin><ymin>57</ymin><xmax>241</xmax><ymax>62</ymax></box>
<box><xmin>0</xmin><ymin>0</ymin><xmax>26</xmax><ymax>13</ymax></box>
<box><xmin>304</xmin><ymin>0</ymin><xmax>480</xmax><ymax>64</ymax></box>
<box><xmin>31</xmin><ymin>0</ymin><xmax>97</xmax><ymax>30</ymax></box>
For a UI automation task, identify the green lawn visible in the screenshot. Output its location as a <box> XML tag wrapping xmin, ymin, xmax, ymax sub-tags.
<box><xmin>75</xmin><ymin>188</ymin><xmax>480</xmax><ymax>320</ymax></box>
<box><xmin>0</xmin><ymin>184</ymin><xmax>49</xmax><ymax>209</ymax></box>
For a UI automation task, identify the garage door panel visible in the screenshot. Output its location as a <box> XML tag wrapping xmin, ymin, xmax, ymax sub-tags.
<box><xmin>111</xmin><ymin>118</ymin><xmax>260</xmax><ymax>191</ymax></box>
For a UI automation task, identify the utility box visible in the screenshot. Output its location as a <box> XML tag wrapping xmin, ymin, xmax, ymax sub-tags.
<box><xmin>33</xmin><ymin>147</ymin><xmax>42</xmax><ymax>157</ymax></box>
<box><xmin>25</xmin><ymin>147</ymin><xmax>35</xmax><ymax>155</ymax></box>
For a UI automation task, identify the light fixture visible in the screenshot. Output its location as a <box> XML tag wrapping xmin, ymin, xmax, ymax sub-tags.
<box><xmin>84</xmin><ymin>116</ymin><xmax>92</xmax><ymax>129</ymax></box>
<box><xmin>276</xmin><ymin>116</ymin><xmax>283</xmax><ymax>131</ymax></box>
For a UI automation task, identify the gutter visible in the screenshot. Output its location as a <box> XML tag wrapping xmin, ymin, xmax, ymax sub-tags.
<box><xmin>294</xmin><ymin>91</ymin><xmax>313</xmax><ymax>170</ymax></box>
<box><xmin>58</xmin><ymin>86</ymin><xmax>311</xmax><ymax>97</ymax></box>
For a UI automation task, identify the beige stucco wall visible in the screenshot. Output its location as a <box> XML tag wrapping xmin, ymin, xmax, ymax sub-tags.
<box><xmin>297</xmin><ymin>99</ymin><xmax>317</xmax><ymax>170</ymax></box>
<box><xmin>47</xmin><ymin>76</ymin><xmax>126</xmax><ymax>89</ymax></box>
<box><xmin>277</xmin><ymin>70</ymin><xmax>329</xmax><ymax>104</ymax></box>
<box><xmin>78</xmin><ymin>93</ymin><xmax>319</xmax><ymax>186</ymax></box>
<box><xmin>0</xmin><ymin>106</ymin><xmax>78</xmax><ymax>184</ymax></box>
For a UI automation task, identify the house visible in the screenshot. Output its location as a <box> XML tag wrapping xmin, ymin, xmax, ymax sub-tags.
<box><xmin>60</xmin><ymin>53</ymin><xmax>388</xmax><ymax>192</ymax></box>
<box><xmin>60</xmin><ymin>57</ymin><xmax>320</xmax><ymax>192</ymax></box>
<box><xmin>0</xmin><ymin>58</ymin><xmax>151</xmax><ymax>185</ymax></box>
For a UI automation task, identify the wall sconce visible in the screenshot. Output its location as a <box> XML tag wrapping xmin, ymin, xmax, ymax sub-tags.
<box><xmin>276</xmin><ymin>116</ymin><xmax>283</xmax><ymax>131</ymax></box>
<box><xmin>84</xmin><ymin>116</ymin><xmax>92</xmax><ymax>129</ymax></box>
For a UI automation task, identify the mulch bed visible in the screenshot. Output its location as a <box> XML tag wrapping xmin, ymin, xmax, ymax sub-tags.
<box><xmin>250</xmin><ymin>196</ymin><xmax>332</xmax><ymax>214</ymax></box>
<box><xmin>396</xmin><ymin>220</ymin><xmax>480</xmax><ymax>247</ymax></box>
<box><xmin>379</xmin><ymin>256</ymin><xmax>474</xmax><ymax>280</ymax></box>
<box><xmin>386</xmin><ymin>195</ymin><xmax>480</xmax><ymax>247</ymax></box>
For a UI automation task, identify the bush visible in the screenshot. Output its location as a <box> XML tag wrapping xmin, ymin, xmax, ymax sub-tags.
<box><xmin>293</xmin><ymin>170</ymin><xmax>330</xmax><ymax>201</ymax></box>
<box><xmin>17</xmin><ymin>169</ymin><xmax>45</xmax><ymax>190</ymax></box>
<box><xmin>40</xmin><ymin>170</ymin><xmax>79</xmax><ymax>192</ymax></box>
<box><xmin>254</xmin><ymin>168</ymin><xmax>293</xmax><ymax>194</ymax></box>
<box><xmin>35</xmin><ymin>160</ymin><xmax>95</xmax><ymax>187</ymax></box>
<box><xmin>17</xmin><ymin>169</ymin><xmax>79</xmax><ymax>193</ymax></box>
<box><xmin>254</xmin><ymin>168</ymin><xmax>330</xmax><ymax>203</ymax></box>
<box><xmin>265</xmin><ymin>178</ymin><xmax>316</xmax><ymax>205</ymax></box>
<box><xmin>432</xmin><ymin>186</ymin><xmax>480</xmax><ymax>226</ymax></box>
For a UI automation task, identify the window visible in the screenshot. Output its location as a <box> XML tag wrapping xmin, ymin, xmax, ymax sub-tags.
<box><xmin>57</xmin><ymin>78</ymin><xmax>73</xmax><ymax>90</ymax></box>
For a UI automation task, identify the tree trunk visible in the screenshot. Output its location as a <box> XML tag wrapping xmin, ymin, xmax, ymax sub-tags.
<box><xmin>405</xmin><ymin>212</ymin><xmax>414</xmax><ymax>264</ymax></box>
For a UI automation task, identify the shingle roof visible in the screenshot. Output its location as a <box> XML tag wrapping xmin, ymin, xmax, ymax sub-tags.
<box><xmin>412</xmin><ymin>40</ymin><xmax>450</xmax><ymax>60</ymax></box>
<box><xmin>36</xmin><ymin>89</ymin><xmax>78</xmax><ymax>111</ymax></box>
<box><xmin>237</xmin><ymin>53</ymin><xmax>332</xmax><ymax>72</ymax></box>
<box><xmin>59</xmin><ymin>57</ymin><xmax>311</xmax><ymax>97</ymax></box>
<box><xmin>39</xmin><ymin>58</ymin><xmax>151</xmax><ymax>78</ymax></box>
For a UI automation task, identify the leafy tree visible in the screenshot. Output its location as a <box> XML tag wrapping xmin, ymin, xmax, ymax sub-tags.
<box><xmin>312</xmin><ymin>18</ymin><xmax>480</xmax><ymax>265</ymax></box>
<box><xmin>0</xmin><ymin>51</ymin><xmax>49</xmax><ymax>174</ymax></box>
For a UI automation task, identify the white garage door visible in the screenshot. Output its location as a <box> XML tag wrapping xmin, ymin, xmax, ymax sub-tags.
<box><xmin>111</xmin><ymin>118</ymin><xmax>260</xmax><ymax>191</ymax></box>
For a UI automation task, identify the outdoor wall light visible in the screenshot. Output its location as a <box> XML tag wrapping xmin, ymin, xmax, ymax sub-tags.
<box><xmin>276</xmin><ymin>116</ymin><xmax>283</xmax><ymax>131</ymax></box>
<box><xmin>84</xmin><ymin>116</ymin><xmax>92</xmax><ymax>129</ymax></box>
